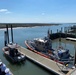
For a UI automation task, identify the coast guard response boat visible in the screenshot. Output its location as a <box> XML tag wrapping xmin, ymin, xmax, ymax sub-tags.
<box><xmin>25</xmin><ymin>30</ymin><xmax>74</xmax><ymax>64</ymax></box>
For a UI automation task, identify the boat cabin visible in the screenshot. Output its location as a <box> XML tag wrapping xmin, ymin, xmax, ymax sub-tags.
<box><xmin>58</xmin><ymin>49</ymin><xmax>70</xmax><ymax>60</ymax></box>
<box><xmin>34</xmin><ymin>38</ymin><xmax>52</xmax><ymax>52</ymax></box>
<box><xmin>3</xmin><ymin>43</ymin><xmax>26</xmax><ymax>63</ymax></box>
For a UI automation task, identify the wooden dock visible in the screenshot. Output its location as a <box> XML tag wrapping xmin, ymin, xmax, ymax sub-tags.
<box><xmin>66</xmin><ymin>37</ymin><xmax>76</xmax><ymax>41</ymax></box>
<box><xmin>17</xmin><ymin>46</ymin><xmax>74</xmax><ymax>75</ymax></box>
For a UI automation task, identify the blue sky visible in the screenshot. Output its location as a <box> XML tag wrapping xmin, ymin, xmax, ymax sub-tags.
<box><xmin>0</xmin><ymin>0</ymin><xmax>76</xmax><ymax>23</ymax></box>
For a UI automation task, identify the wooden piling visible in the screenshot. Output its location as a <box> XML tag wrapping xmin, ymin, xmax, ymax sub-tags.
<box><xmin>4</xmin><ymin>31</ymin><xmax>7</xmax><ymax>46</ymax></box>
<box><xmin>74</xmin><ymin>46</ymin><xmax>76</xmax><ymax>67</ymax></box>
<box><xmin>6</xmin><ymin>24</ymin><xmax>9</xmax><ymax>44</ymax></box>
<box><xmin>11</xmin><ymin>24</ymin><xmax>14</xmax><ymax>43</ymax></box>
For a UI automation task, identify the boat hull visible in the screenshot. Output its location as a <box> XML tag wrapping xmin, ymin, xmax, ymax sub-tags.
<box><xmin>25</xmin><ymin>41</ymin><xmax>66</xmax><ymax>64</ymax></box>
<box><xmin>2</xmin><ymin>47</ymin><xmax>26</xmax><ymax>63</ymax></box>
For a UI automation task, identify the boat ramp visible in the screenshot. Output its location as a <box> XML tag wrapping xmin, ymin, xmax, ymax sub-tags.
<box><xmin>17</xmin><ymin>46</ymin><xmax>75</xmax><ymax>75</ymax></box>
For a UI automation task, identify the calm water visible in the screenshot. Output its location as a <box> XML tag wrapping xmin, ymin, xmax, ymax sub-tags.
<box><xmin>0</xmin><ymin>23</ymin><xmax>76</xmax><ymax>75</ymax></box>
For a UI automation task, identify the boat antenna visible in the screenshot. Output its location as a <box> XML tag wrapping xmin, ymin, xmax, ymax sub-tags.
<box><xmin>11</xmin><ymin>24</ymin><xmax>14</xmax><ymax>43</ymax></box>
<box><xmin>59</xmin><ymin>31</ymin><xmax>61</xmax><ymax>47</ymax></box>
<box><xmin>6</xmin><ymin>24</ymin><xmax>9</xmax><ymax>44</ymax></box>
<box><xmin>47</xmin><ymin>29</ymin><xmax>50</xmax><ymax>39</ymax></box>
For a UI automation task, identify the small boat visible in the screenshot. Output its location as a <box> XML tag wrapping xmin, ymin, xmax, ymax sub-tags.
<box><xmin>25</xmin><ymin>31</ymin><xmax>74</xmax><ymax>64</ymax></box>
<box><xmin>2</xmin><ymin>24</ymin><xmax>26</xmax><ymax>63</ymax></box>
<box><xmin>3</xmin><ymin>43</ymin><xmax>26</xmax><ymax>63</ymax></box>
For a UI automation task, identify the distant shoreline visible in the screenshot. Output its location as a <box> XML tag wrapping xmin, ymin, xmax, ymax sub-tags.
<box><xmin>0</xmin><ymin>23</ymin><xmax>60</xmax><ymax>29</ymax></box>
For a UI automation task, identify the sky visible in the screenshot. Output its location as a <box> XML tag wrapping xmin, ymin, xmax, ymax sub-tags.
<box><xmin>0</xmin><ymin>0</ymin><xmax>76</xmax><ymax>23</ymax></box>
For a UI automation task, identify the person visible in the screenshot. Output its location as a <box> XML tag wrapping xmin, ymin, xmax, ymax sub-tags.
<box><xmin>0</xmin><ymin>62</ymin><xmax>6</xmax><ymax>75</ymax></box>
<box><xmin>5</xmin><ymin>68</ymin><xmax>12</xmax><ymax>75</ymax></box>
<box><xmin>0</xmin><ymin>61</ymin><xmax>2</xmax><ymax>75</ymax></box>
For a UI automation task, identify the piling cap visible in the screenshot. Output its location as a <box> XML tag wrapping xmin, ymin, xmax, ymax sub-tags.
<box><xmin>5</xmin><ymin>68</ymin><xmax>10</xmax><ymax>73</ymax></box>
<box><xmin>0</xmin><ymin>62</ymin><xmax>2</xmax><ymax>65</ymax></box>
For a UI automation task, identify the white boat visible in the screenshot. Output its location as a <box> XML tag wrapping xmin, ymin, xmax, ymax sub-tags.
<box><xmin>25</xmin><ymin>30</ymin><xmax>74</xmax><ymax>64</ymax></box>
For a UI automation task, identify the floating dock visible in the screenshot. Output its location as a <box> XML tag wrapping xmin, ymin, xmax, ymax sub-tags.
<box><xmin>17</xmin><ymin>46</ymin><xmax>74</xmax><ymax>75</ymax></box>
<box><xmin>66</xmin><ymin>37</ymin><xmax>76</xmax><ymax>41</ymax></box>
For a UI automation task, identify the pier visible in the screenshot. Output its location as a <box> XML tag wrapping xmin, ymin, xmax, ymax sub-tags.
<box><xmin>48</xmin><ymin>26</ymin><xmax>76</xmax><ymax>40</ymax></box>
<box><xmin>49</xmin><ymin>33</ymin><xmax>76</xmax><ymax>40</ymax></box>
<box><xmin>17</xmin><ymin>46</ymin><xmax>74</xmax><ymax>75</ymax></box>
<box><xmin>66</xmin><ymin>37</ymin><xmax>76</xmax><ymax>41</ymax></box>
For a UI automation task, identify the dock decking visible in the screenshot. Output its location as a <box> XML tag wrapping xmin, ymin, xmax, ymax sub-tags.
<box><xmin>17</xmin><ymin>46</ymin><xmax>74</xmax><ymax>75</ymax></box>
<box><xmin>66</xmin><ymin>68</ymin><xmax>76</xmax><ymax>75</ymax></box>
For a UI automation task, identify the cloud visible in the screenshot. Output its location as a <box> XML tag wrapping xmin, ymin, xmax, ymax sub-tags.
<box><xmin>0</xmin><ymin>9</ymin><xmax>11</xmax><ymax>14</ymax></box>
<box><xmin>5</xmin><ymin>11</ymin><xmax>12</xmax><ymax>14</ymax></box>
<box><xmin>0</xmin><ymin>9</ymin><xmax>8</xmax><ymax>12</ymax></box>
<box><xmin>42</xmin><ymin>12</ymin><xmax>45</xmax><ymax>15</ymax></box>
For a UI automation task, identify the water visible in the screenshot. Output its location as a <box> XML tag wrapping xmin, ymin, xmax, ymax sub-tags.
<box><xmin>0</xmin><ymin>23</ymin><xmax>76</xmax><ymax>75</ymax></box>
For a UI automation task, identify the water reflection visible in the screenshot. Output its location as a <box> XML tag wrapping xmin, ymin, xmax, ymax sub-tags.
<box><xmin>52</xmin><ymin>38</ymin><xmax>75</xmax><ymax>55</ymax></box>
